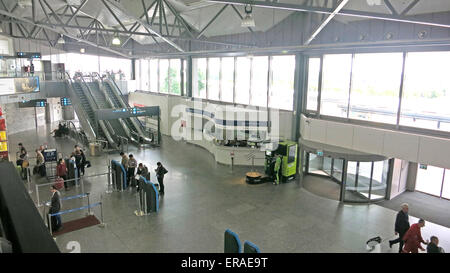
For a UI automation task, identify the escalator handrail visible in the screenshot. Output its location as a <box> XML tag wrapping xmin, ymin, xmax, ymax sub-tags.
<box><xmin>105</xmin><ymin>78</ymin><xmax>148</xmax><ymax>134</ymax></box>
<box><xmin>64</xmin><ymin>77</ymin><xmax>97</xmax><ymax>140</ymax></box>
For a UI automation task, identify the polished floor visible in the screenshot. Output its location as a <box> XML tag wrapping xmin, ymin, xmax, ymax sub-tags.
<box><xmin>9</xmin><ymin>124</ymin><xmax>450</xmax><ymax>253</ymax></box>
<box><xmin>379</xmin><ymin>191</ymin><xmax>450</xmax><ymax>229</ymax></box>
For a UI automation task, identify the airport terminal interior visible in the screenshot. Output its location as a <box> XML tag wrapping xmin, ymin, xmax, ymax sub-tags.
<box><xmin>1</xmin><ymin>0</ymin><xmax>450</xmax><ymax>253</ymax></box>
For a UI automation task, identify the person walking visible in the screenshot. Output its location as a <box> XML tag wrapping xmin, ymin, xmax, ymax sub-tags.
<box><xmin>48</xmin><ymin>185</ymin><xmax>62</xmax><ymax>232</ymax></box>
<box><xmin>389</xmin><ymin>203</ymin><xmax>410</xmax><ymax>253</ymax></box>
<box><xmin>402</xmin><ymin>219</ymin><xmax>428</xmax><ymax>253</ymax></box>
<box><xmin>74</xmin><ymin>145</ymin><xmax>87</xmax><ymax>176</ymax></box>
<box><xmin>128</xmin><ymin>154</ymin><xmax>137</xmax><ymax>187</ymax></box>
<box><xmin>155</xmin><ymin>162</ymin><xmax>168</xmax><ymax>195</ymax></box>
<box><xmin>56</xmin><ymin>158</ymin><xmax>68</xmax><ymax>190</ymax></box>
<box><xmin>427</xmin><ymin>236</ymin><xmax>445</xmax><ymax>253</ymax></box>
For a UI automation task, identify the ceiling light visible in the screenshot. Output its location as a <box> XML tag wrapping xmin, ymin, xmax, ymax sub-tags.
<box><xmin>112</xmin><ymin>33</ymin><xmax>121</xmax><ymax>46</ymax></box>
<box><xmin>80</xmin><ymin>48</ymin><xmax>85</xmax><ymax>53</ymax></box>
<box><xmin>57</xmin><ymin>34</ymin><xmax>65</xmax><ymax>44</ymax></box>
<box><xmin>241</xmin><ymin>5</ymin><xmax>255</xmax><ymax>28</ymax></box>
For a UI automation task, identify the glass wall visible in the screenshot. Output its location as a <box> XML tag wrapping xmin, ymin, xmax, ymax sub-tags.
<box><xmin>251</xmin><ymin>56</ymin><xmax>268</xmax><ymax>107</ymax></box>
<box><xmin>159</xmin><ymin>59</ymin><xmax>169</xmax><ymax>94</ymax></box>
<box><xmin>149</xmin><ymin>59</ymin><xmax>158</xmax><ymax>92</ymax></box>
<box><xmin>193</xmin><ymin>58</ymin><xmax>207</xmax><ymax>99</ymax></box>
<box><xmin>306</xmin><ymin>50</ymin><xmax>450</xmax><ymax>134</ymax></box>
<box><xmin>320</xmin><ymin>54</ymin><xmax>352</xmax><ymax>118</ymax></box>
<box><xmin>269</xmin><ymin>55</ymin><xmax>295</xmax><ymax>110</ymax></box>
<box><xmin>235</xmin><ymin>57</ymin><xmax>251</xmax><ymax>105</ymax></box>
<box><xmin>221</xmin><ymin>57</ymin><xmax>234</xmax><ymax>103</ymax></box>
<box><xmin>305</xmin><ymin>151</ymin><xmax>390</xmax><ymax>203</ymax></box>
<box><xmin>208</xmin><ymin>58</ymin><xmax>220</xmax><ymax>101</ymax></box>
<box><xmin>187</xmin><ymin>55</ymin><xmax>295</xmax><ymax>110</ymax></box>
<box><xmin>306</xmin><ymin>58</ymin><xmax>320</xmax><ymax>112</ymax></box>
<box><xmin>400</xmin><ymin>52</ymin><xmax>450</xmax><ymax>131</ymax></box>
<box><xmin>349</xmin><ymin>53</ymin><xmax>403</xmax><ymax>124</ymax></box>
<box><xmin>415</xmin><ymin>165</ymin><xmax>448</xmax><ymax>198</ymax></box>
<box><xmin>169</xmin><ymin>59</ymin><xmax>181</xmax><ymax>95</ymax></box>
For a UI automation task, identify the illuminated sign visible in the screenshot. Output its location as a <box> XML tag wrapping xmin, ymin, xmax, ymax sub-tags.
<box><xmin>16</xmin><ymin>52</ymin><xmax>41</xmax><ymax>59</ymax></box>
<box><xmin>0</xmin><ymin>77</ymin><xmax>40</xmax><ymax>96</ymax></box>
<box><xmin>18</xmin><ymin>99</ymin><xmax>47</xmax><ymax>108</ymax></box>
<box><xmin>60</xmin><ymin>97</ymin><xmax>72</xmax><ymax>106</ymax></box>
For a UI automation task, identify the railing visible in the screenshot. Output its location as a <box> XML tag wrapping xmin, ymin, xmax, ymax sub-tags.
<box><xmin>64</xmin><ymin>72</ymin><xmax>97</xmax><ymax>141</ymax></box>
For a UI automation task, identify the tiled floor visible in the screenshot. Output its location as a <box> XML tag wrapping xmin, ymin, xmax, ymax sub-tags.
<box><xmin>9</xmin><ymin>124</ymin><xmax>450</xmax><ymax>253</ymax></box>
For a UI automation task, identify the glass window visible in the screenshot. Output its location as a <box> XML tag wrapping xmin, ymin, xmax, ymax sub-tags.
<box><xmin>442</xmin><ymin>170</ymin><xmax>450</xmax><ymax>200</ymax></box>
<box><xmin>401</xmin><ymin>52</ymin><xmax>450</xmax><ymax>131</ymax></box>
<box><xmin>221</xmin><ymin>57</ymin><xmax>234</xmax><ymax>103</ymax></box>
<box><xmin>269</xmin><ymin>55</ymin><xmax>295</xmax><ymax>110</ymax></box>
<box><xmin>416</xmin><ymin>165</ymin><xmax>444</xmax><ymax>197</ymax></box>
<box><xmin>370</xmin><ymin>160</ymin><xmax>388</xmax><ymax>200</ymax></box>
<box><xmin>182</xmin><ymin>59</ymin><xmax>187</xmax><ymax>96</ymax></box>
<box><xmin>159</xmin><ymin>59</ymin><xmax>169</xmax><ymax>93</ymax></box>
<box><xmin>169</xmin><ymin>59</ymin><xmax>181</xmax><ymax>95</ymax></box>
<box><xmin>208</xmin><ymin>58</ymin><xmax>220</xmax><ymax>101</ymax></box>
<box><xmin>320</xmin><ymin>54</ymin><xmax>352</xmax><ymax>118</ymax></box>
<box><xmin>149</xmin><ymin>59</ymin><xmax>158</xmax><ymax>92</ymax></box>
<box><xmin>250</xmin><ymin>56</ymin><xmax>268</xmax><ymax>107</ymax></box>
<box><xmin>349</xmin><ymin>53</ymin><xmax>403</xmax><ymax>124</ymax></box>
<box><xmin>235</xmin><ymin>57</ymin><xmax>251</xmax><ymax>105</ymax></box>
<box><xmin>332</xmin><ymin>158</ymin><xmax>343</xmax><ymax>182</ymax></box>
<box><xmin>306</xmin><ymin>58</ymin><xmax>320</xmax><ymax>111</ymax></box>
<box><xmin>141</xmin><ymin>59</ymin><xmax>149</xmax><ymax>91</ymax></box>
<box><xmin>193</xmin><ymin>58</ymin><xmax>207</xmax><ymax>98</ymax></box>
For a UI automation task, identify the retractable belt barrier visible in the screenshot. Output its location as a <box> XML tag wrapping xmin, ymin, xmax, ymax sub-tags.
<box><xmin>50</xmin><ymin>202</ymin><xmax>101</xmax><ymax>217</ymax></box>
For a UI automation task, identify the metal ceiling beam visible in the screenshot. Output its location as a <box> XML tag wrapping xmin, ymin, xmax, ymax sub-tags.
<box><xmin>207</xmin><ymin>0</ymin><xmax>450</xmax><ymax>29</ymax></box>
<box><xmin>401</xmin><ymin>0</ymin><xmax>420</xmax><ymax>16</ymax></box>
<box><xmin>230</xmin><ymin>4</ymin><xmax>253</xmax><ymax>33</ymax></box>
<box><xmin>383</xmin><ymin>0</ymin><xmax>398</xmax><ymax>15</ymax></box>
<box><xmin>104</xmin><ymin>0</ymin><xmax>184</xmax><ymax>52</ymax></box>
<box><xmin>101</xmin><ymin>0</ymin><xmax>128</xmax><ymax>32</ymax></box>
<box><xmin>304</xmin><ymin>0</ymin><xmax>349</xmax><ymax>45</ymax></box>
<box><xmin>162</xmin><ymin>0</ymin><xmax>196</xmax><ymax>39</ymax></box>
<box><xmin>66</xmin><ymin>0</ymin><xmax>89</xmax><ymax>25</ymax></box>
<box><xmin>0</xmin><ymin>8</ymin><xmax>130</xmax><ymax>58</ymax></box>
<box><xmin>196</xmin><ymin>4</ymin><xmax>228</xmax><ymax>39</ymax></box>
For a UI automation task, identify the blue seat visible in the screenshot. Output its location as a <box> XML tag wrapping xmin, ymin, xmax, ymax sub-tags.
<box><xmin>244</xmin><ymin>240</ymin><xmax>261</xmax><ymax>253</ymax></box>
<box><xmin>224</xmin><ymin>229</ymin><xmax>241</xmax><ymax>253</ymax></box>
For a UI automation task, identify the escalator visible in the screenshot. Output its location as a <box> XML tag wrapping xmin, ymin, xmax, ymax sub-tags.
<box><xmin>87</xmin><ymin>82</ymin><xmax>129</xmax><ymax>140</ymax></box>
<box><xmin>102</xmin><ymin>79</ymin><xmax>150</xmax><ymax>143</ymax></box>
<box><xmin>67</xmin><ymin>79</ymin><xmax>117</xmax><ymax>149</ymax></box>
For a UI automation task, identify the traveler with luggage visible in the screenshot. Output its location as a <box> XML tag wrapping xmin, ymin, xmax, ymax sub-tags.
<box><xmin>128</xmin><ymin>154</ymin><xmax>137</xmax><ymax>187</ymax></box>
<box><xmin>389</xmin><ymin>203</ymin><xmax>410</xmax><ymax>253</ymax></box>
<box><xmin>56</xmin><ymin>158</ymin><xmax>68</xmax><ymax>190</ymax></box>
<box><xmin>155</xmin><ymin>162</ymin><xmax>168</xmax><ymax>195</ymax></box>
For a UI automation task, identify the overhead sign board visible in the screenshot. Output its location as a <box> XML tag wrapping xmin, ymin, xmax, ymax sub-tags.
<box><xmin>95</xmin><ymin>106</ymin><xmax>160</xmax><ymax>120</ymax></box>
<box><xmin>18</xmin><ymin>99</ymin><xmax>47</xmax><ymax>108</ymax></box>
<box><xmin>16</xmin><ymin>52</ymin><xmax>41</xmax><ymax>59</ymax></box>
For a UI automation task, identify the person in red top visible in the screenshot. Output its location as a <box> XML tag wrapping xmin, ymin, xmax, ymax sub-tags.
<box><xmin>56</xmin><ymin>158</ymin><xmax>68</xmax><ymax>190</ymax></box>
<box><xmin>402</xmin><ymin>219</ymin><xmax>429</xmax><ymax>253</ymax></box>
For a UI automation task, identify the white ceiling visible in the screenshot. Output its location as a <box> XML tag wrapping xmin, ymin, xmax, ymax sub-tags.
<box><xmin>4</xmin><ymin>0</ymin><xmax>450</xmax><ymax>45</ymax></box>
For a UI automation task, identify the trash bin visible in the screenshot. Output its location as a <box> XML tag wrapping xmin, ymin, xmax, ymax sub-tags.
<box><xmin>89</xmin><ymin>142</ymin><xmax>101</xmax><ymax>156</ymax></box>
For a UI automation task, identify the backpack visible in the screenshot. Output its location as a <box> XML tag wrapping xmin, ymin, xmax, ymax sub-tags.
<box><xmin>163</xmin><ymin>167</ymin><xmax>168</xmax><ymax>174</ymax></box>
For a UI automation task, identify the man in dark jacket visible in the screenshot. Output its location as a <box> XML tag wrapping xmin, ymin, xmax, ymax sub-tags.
<box><xmin>48</xmin><ymin>186</ymin><xmax>62</xmax><ymax>232</ymax></box>
<box><xmin>155</xmin><ymin>162</ymin><xmax>168</xmax><ymax>195</ymax></box>
<box><xmin>427</xmin><ymin>236</ymin><xmax>444</xmax><ymax>253</ymax></box>
<box><xmin>389</xmin><ymin>203</ymin><xmax>410</xmax><ymax>253</ymax></box>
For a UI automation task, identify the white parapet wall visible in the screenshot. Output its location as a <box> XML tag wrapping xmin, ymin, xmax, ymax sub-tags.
<box><xmin>300</xmin><ymin>114</ymin><xmax>450</xmax><ymax>170</ymax></box>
